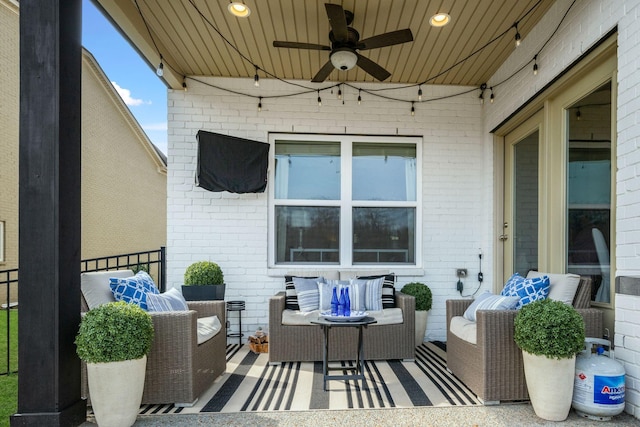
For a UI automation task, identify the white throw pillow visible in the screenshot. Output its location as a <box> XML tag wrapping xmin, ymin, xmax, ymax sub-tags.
<box><xmin>147</xmin><ymin>287</ymin><xmax>189</xmax><ymax>312</ymax></box>
<box><xmin>463</xmin><ymin>291</ymin><xmax>520</xmax><ymax>322</ymax></box>
<box><xmin>197</xmin><ymin>315</ymin><xmax>222</xmax><ymax>345</ymax></box>
<box><xmin>526</xmin><ymin>271</ymin><xmax>580</xmax><ymax>305</ymax></box>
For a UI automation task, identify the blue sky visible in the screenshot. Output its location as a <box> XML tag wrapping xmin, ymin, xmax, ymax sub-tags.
<box><xmin>82</xmin><ymin>0</ymin><xmax>168</xmax><ymax>154</ymax></box>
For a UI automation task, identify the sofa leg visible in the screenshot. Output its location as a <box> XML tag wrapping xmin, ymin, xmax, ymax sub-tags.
<box><xmin>478</xmin><ymin>398</ymin><xmax>500</xmax><ymax>406</ymax></box>
<box><xmin>174</xmin><ymin>398</ymin><xmax>198</xmax><ymax>407</ymax></box>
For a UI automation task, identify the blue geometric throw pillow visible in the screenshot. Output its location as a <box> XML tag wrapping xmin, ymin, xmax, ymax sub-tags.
<box><xmin>501</xmin><ymin>273</ymin><xmax>550</xmax><ymax>309</ymax></box>
<box><xmin>109</xmin><ymin>271</ymin><xmax>159</xmax><ymax>310</ymax></box>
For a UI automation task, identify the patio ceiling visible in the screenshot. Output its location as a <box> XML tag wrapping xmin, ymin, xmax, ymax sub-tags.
<box><xmin>96</xmin><ymin>0</ymin><xmax>554</xmax><ymax>89</ymax></box>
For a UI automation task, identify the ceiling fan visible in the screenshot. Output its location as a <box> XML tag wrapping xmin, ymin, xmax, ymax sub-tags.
<box><xmin>272</xmin><ymin>3</ymin><xmax>414</xmax><ymax>82</ymax></box>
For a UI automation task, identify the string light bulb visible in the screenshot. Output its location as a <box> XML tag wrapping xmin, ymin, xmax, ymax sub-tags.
<box><xmin>418</xmin><ymin>86</ymin><xmax>423</xmax><ymax>102</ymax></box>
<box><xmin>490</xmin><ymin>87</ymin><xmax>494</xmax><ymax>103</ymax></box>
<box><xmin>182</xmin><ymin>79</ymin><xmax>188</xmax><ymax>91</ymax></box>
<box><xmin>317</xmin><ymin>90</ymin><xmax>322</xmax><ymax>107</ymax></box>
<box><xmin>337</xmin><ymin>86</ymin><xmax>342</xmax><ymax>100</ymax></box>
<box><xmin>411</xmin><ymin>102</ymin><xmax>415</xmax><ymax>116</ymax></box>
<box><xmin>533</xmin><ymin>55</ymin><xmax>538</xmax><ymax>75</ymax></box>
<box><xmin>514</xmin><ymin>23</ymin><xmax>521</xmax><ymax>47</ymax></box>
<box><xmin>156</xmin><ymin>58</ymin><xmax>164</xmax><ymax>77</ymax></box>
<box><xmin>357</xmin><ymin>89</ymin><xmax>362</xmax><ymax>105</ymax></box>
<box><xmin>258</xmin><ymin>97</ymin><xmax>262</xmax><ymax>112</ymax></box>
<box><xmin>576</xmin><ymin>108</ymin><xmax>581</xmax><ymax>121</ymax></box>
<box><xmin>254</xmin><ymin>66</ymin><xmax>260</xmax><ymax>87</ymax></box>
<box><xmin>479</xmin><ymin>83</ymin><xmax>487</xmax><ymax>105</ymax></box>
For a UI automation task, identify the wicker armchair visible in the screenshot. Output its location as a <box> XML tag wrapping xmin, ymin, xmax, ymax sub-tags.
<box><xmin>446</xmin><ymin>276</ymin><xmax>602</xmax><ymax>404</ymax></box>
<box><xmin>80</xmin><ymin>270</ymin><xmax>226</xmax><ymax>406</ymax></box>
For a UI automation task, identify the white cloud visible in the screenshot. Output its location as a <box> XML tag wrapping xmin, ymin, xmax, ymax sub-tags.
<box><xmin>111</xmin><ymin>81</ymin><xmax>150</xmax><ymax>106</ymax></box>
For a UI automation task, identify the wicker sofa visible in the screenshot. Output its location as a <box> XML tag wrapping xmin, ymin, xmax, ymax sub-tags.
<box><xmin>80</xmin><ymin>270</ymin><xmax>226</xmax><ymax>406</ymax></box>
<box><xmin>268</xmin><ymin>271</ymin><xmax>415</xmax><ymax>364</ymax></box>
<box><xmin>446</xmin><ymin>275</ymin><xmax>603</xmax><ymax>404</ymax></box>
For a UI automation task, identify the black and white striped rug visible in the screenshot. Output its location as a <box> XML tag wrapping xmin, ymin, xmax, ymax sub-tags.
<box><xmin>201</xmin><ymin>342</ymin><xmax>478</xmax><ymax>413</ymax></box>
<box><xmin>127</xmin><ymin>342</ymin><xmax>479</xmax><ymax>416</ymax></box>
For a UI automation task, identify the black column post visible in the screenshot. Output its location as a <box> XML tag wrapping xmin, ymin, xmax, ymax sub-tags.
<box><xmin>11</xmin><ymin>0</ymin><xmax>86</xmax><ymax>425</ymax></box>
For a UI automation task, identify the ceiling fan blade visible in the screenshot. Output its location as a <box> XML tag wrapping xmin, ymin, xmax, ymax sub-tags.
<box><xmin>357</xmin><ymin>29</ymin><xmax>414</xmax><ymax>50</ymax></box>
<box><xmin>325</xmin><ymin>3</ymin><xmax>348</xmax><ymax>42</ymax></box>
<box><xmin>273</xmin><ymin>41</ymin><xmax>331</xmax><ymax>51</ymax></box>
<box><xmin>356</xmin><ymin>53</ymin><xmax>391</xmax><ymax>81</ymax></box>
<box><xmin>311</xmin><ymin>60</ymin><xmax>335</xmax><ymax>83</ymax></box>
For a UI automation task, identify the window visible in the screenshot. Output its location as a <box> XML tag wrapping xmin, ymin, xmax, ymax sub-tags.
<box><xmin>269</xmin><ymin>134</ymin><xmax>421</xmax><ymax>267</ymax></box>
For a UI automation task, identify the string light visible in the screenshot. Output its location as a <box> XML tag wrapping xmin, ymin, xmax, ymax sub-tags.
<box><xmin>258</xmin><ymin>96</ymin><xmax>262</xmax><ymax>112</ymax></box>
<box><xmin>156</xmin><ymin>56</ymin><xmax>164</xmax><ymax>77</ymax></box>
<box><xmin>479</xmin><ymin>83</ymin><xmax>487</xmax><ymax>105</ymax></box>
<box><xmin>533</xmin><ymin>55</ymin><xmax>538</xmax><ymax>75</ymax></box>
<box><xmin>182</xmin><ymin>78</ymin><xmax>188</xmax><ymax>91</ymax></box>
<box><xmin>357</xmin><ymin>89</ymin><xmax>362</xmax><ymax>105</ymax></box>
<box><xmin>337</xmin><ymin>86</ymin><xmax>342</xmax><ymax>100</ymax></box>
<box><xmin>576</xmin><ymin>108</ymin><xmax>581</xmax><ymax>121</ymax></box>
<box><xmin>490</xmin><ymin>87</ymin><xmax>495</xmax><ymax>103</ymax></box>
<box><xmin>317</xmin><ymin>90</ymin><xmax>322</xmax><ymax>107</ymax></box>
<box><xmin>411</xmin><ymin>102</ymin><xmax>415</xmax><ymax>116</ymax></box>
<box><xmin>254</xmin><ymin>66</ymin><xmax>260</xmax><ymax>87</ymax></box>
<box><xmin>514</xmin><ymin>23</ymin><xmax>521</xmax><ymax>47</ymax></box>
<box><xmin>418</xmin><ymin>86</ymin><xmax>423</xmax><ymax>102</ymax></box>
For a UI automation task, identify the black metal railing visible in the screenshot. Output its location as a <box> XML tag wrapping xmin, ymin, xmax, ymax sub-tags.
<box><xmin>0</xmin><ymin>246</ymin><xmax>166</xmax><ymax>376</ymax></box>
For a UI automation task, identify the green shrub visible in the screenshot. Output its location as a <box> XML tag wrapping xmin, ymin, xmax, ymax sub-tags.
<box><xmin>400</xmin><ymin>282</ymin><xmax>432</xmax><ymax>311</ymax></box>
<box><xmin>184</xmin><ymin>261</ymin><xmax>224</xmax><ymax>286</ymax></box>
<box><xmin>131</xmin><ymin>263</ymin><xmax>150</xmax><ymax>275</ymax></box>
<box><xmin>75</xmin><ymin>301</ymin><xmax>154</xmax><ymax>364</ymax></box>
<box><xmin>514</xmin><ymin>299</ymin><xmax>585</xmax><ymax>360</ymax></box>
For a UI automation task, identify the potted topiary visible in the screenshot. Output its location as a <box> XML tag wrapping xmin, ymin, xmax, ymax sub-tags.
<box><xmin>76</xmin><ymin>301</ymin><xmax>154</xmax><ymax>427</ymax></box>
<box><xmin>514</xmin><ymin>298</ymin><xmax>585</xmax><ymax>421</ymax></box>
<box><xmin>400</xmin><ymin>282</ymin><xmax>432</xmax><ymax>347</ymax></box>
<box><xmin>182</xmin><ymin>260</ymin><xmax>225</xmax><ymax>301</ymax></box>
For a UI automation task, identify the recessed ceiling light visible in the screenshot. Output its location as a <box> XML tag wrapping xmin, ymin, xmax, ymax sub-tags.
<box><xmin>228</xmin><ymin>2</ymin><xmax>251</xmax><ymax>18</ymax></box>
<box><xmin>430</xmin><ymin>13</ymin><xmax>450</xmax><ymax>27</ymax></box>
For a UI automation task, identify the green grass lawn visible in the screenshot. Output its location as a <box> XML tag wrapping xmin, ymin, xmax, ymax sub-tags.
<box><xmin>0</xmin><ymin>310</ymin><xmax>18</xmax><ymax>427</ymax></box>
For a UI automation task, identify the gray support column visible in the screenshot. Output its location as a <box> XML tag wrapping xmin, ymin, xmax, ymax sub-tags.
<box><xmin>11</xmin><ymin>0</ymin><xmax>86</xmax><ymax>425</ymax></box>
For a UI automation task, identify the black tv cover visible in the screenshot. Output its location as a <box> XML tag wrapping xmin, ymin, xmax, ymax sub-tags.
<box><xmin>196</xmin><ymin>130</ymin><xmax>269</xmax><ymax>193</ymax></box>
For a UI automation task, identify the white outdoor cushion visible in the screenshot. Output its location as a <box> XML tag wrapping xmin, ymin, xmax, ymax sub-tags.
<box><xmin>281</xmin><ymin>308</ymin><xmax>403</xmax><ymax>326</ymax></box>
<box><xmin>81</xmin><ymin>269</ymin><xmax>133</xmax><ymax>309</ymax></box>
<box><xmin>449</xmin><ymin>316</ymin><xmax>478</xmax><ymax>345</ymax></box>
<box><xmin>526</xmin><ymin>271</ymin><xmax>580</xmax><ymax>305</ymax></box>
<box><xmin>197</xmin><ymin>315</ymin><xmax>222</xmax><ymax>345</ymax></box>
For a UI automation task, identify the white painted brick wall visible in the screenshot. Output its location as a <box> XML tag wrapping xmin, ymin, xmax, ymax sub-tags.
<box><xmin>168</xmin><ymin>80</ymin><xmax>489</xmax><ymax>343</ymax></box>
<box><xmin>483</xmin><ymin>0</ymin><xmax>640</xmax><ymax>418</ymax></box>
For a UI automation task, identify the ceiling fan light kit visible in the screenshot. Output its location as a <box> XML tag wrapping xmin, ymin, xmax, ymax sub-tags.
<box><xmin>330</xmin><ymin>48</ymin><xmax>358</xmax><ymax>71</ymax></box>
<box><xmin>272</xmin><ymin>3</ymin><xmax>413</xmax><ymax>82</ymax></box>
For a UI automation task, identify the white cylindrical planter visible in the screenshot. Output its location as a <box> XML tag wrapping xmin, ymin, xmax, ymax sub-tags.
<box><xmin>87</xmin><ymin>356</ymin><xmax>146</xmax><ymax>427</ymax></box>
<box><xmin>415</xmin><ymin>310</ymin><xmax>428</xmax><ymax>347</ymax></box>
<box><xmin>522</xmin><ymin>351</ymin><xmax>575</xmax><ymax>421</ymax></box>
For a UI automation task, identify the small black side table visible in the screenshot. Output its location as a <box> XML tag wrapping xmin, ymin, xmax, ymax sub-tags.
<box><xmin>226</xmin><ymin>300</ymin><xmax>245</xmax><ymax>346</ymax></box>
<box><xmin>311</xmin><ymin>316</ymin><xmax>377</xmax><ymax>391</ymax></box>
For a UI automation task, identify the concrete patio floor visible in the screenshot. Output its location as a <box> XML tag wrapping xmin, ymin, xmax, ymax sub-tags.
<box><xmin>82</xmin><ymin>404</ymin><xmax>637</xmax><ymax>426</ymax></box>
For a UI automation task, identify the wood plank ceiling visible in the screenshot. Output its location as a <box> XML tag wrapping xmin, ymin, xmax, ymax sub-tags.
<box><xmin>97</xmin><ymin>0</ymin><xmax>555</xmax><ymax>89</ymax></box>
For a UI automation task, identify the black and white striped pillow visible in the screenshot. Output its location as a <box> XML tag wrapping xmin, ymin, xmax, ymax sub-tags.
<box><xmin>284</xmin><ymin>275</ymin><xmax>321</xmax><ymax>311</ymax></box>
<box><xmin>357</xmin><ymin>274</ymin><xmax>396</xmax><ymax>308</ymax></box>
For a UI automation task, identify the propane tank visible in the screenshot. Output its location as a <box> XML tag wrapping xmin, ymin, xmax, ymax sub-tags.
<box><xmin>573</xmin><ymin>338</ymin><xmax>625</xmax><ymax>421</ymax></box>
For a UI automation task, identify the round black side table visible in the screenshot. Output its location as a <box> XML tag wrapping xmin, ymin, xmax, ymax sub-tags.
<box><xmin>226</xmin><ymin>300</ymin><xmax>245</xmax><ymax>346</ymax></box>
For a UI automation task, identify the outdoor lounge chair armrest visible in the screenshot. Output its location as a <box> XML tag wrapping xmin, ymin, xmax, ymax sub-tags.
<box><xmin>446</xmin><ymin>299</ymin><xmax>473</xmax><ymax>323</ymax></box>
<box><xmin>149</xmin><ymin>310</ymin><xmax>199</xmax><ymax>349</ymax></box>
<box><xmin>187</xmin><ymin>300</ymin><xmax>226</xmax><ymax>321</ymax></box>
<box><xmin>576</xmin><ymin>308</ymin><xmax>604</xmax><ymax>338</ymax></box>
<box><xmin>395</xmin><ymin>291</ymin><xmax>415</xmax><ymax>314</ymax></box>
<box><xmin>475</xmin><ymin>309</ymin><xmax>518</xmax><ymax>348</ymax></box>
